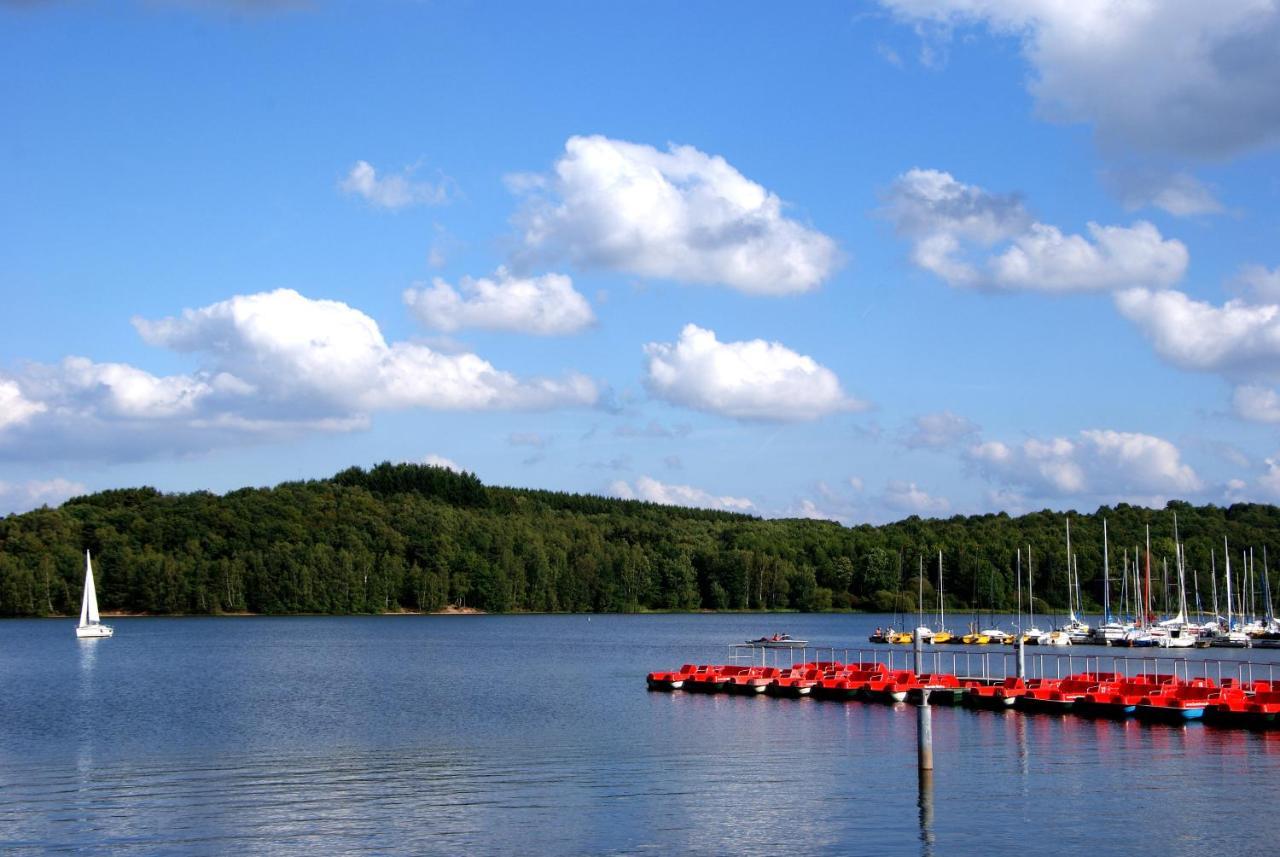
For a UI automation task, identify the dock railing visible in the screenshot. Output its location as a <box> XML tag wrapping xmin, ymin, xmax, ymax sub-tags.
<box><xmin>739</xmin><ymin>646</ymin><xmax>1280</xmax><ymax>687</ymax></box>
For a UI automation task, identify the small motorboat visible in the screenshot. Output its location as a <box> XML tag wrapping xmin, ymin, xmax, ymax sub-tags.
<box><xmin>745</xmin><ymin>634</ymin><xmax>809</xmax><ymax>648</ymax></box>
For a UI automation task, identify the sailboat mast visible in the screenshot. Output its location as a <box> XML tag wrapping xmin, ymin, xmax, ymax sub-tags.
<box><xmin>918</xmin><ymin>555</ymin><xmax>924</xmax><ymax>630</ymax></box>
<box><xmin>1259</xmin><ymin>547</ymin><xmax>1269</xmax><ymax>626</ymax></box>
<box><xmin>1103</xmin><ymin>519</ymin><xmax>1110</xmax><ymax>625</ymax></box>
<box><xmin>1016</xmin><ymin>548</ymin><xmax>1023</xmax><ymax>635</ymax></box>
<box><xmin>1144</xmin><ymin>526</ymin><xmax>1153</xmax><ymax>625</ymax></box>
<box><xmin>1028</xmin><ymin>544</ymin><xmax>1035</xmax><ymax>628</ymax></box>
<box><xmin>1225</xmin><ymin>538</ymin><xmax>1234</xmax><ymax>631</ymax></box>
<box><xmin>1065</xmin><ymin>516</ymin><xmax>1072</xmax><ymax>623</ymax></box>
<box><xmin>938</xmin><ymin>550</ymin><xmax>945</xmax><ymax>631</ymax></box>
<box><xmin>79</xmin><ymin>550</ymin><xmax>92</xmax><ymax>627</ymax></box>
<box><xmin>1211</xmin><ymin>550</ymin><xmax>1220</xmax><ymax>626</ymax></box>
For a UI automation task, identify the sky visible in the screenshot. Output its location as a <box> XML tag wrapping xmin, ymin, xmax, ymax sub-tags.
<box><xmin>3</xmin><ymin>0</ymin><xmax>1280</xmax><ymax>523</ymax></box>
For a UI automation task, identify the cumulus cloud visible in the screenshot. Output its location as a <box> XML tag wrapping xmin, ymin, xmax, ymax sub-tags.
<box><xmin>968</xmin><ymin>429</ymin><xmax>1202</xmax><ymax>500</ymax></box>
<box><xmin>881</xmin><ymin>480</ymin><xmax>951</xmax><ymax>516</ymax></box>
<box><xmin>0</xmin><ymin>477</ymin><xmax>86</xmax><ymax>516</ymax></box>
<box><xmin>340</xmin><ymin>160</ymin><xmax>449</xmax><ymax>209</ymax></box>
<box><xmin>134</xmin><ymin>289</ymin><xmax>596</xmax><ymax>413</ymax></box>
<box><xmin>0</xmin><ymin>379</ymin><xmax>46</xmax><ymax>429</ymax></box>
<box><xmin>880</xmin><ymin>1</ymin><xmax>1280</xmax><ymax>158</ymax></box>
<box><xmin>404</xmin><ymin>268</ymin><xmax>594</xmax><ymax>335</ymax></box>
<box><xmin>885</xmin><ymin>169</ymin><xmax>1188</xmax><ymax>292</ymax></box>
<box><xmin>512</xmin><ymin>135</ymin><xmax>841</xmax><ymax>295</ymax></box>
<box><xmin>642</xmin><ymin>324</ymin><xmax>861</xmax><ymax>421</ymax></box>
<box><xmin>1115</xmin><ymin>277</ymin><xmax>1280</xmax><ymax>423</ymax></box>
<box><xmin>1114</xmin><ymin>288</ymin><xmax>1280</xmax><ymax>379</ymax></box>
<box><xmin>0</xmin><ymin>289</ymin><xmax>596</xmax><ymax>461</ymax></box>
<box><xmin>903</xmin><ymin>410</ymin><xmax>979</xmax><ymax>449</ymax></box>
<box><xmin>609</xmin><ymin>475</ymin><xmax>754</xmax><ymax>512</ymax></box>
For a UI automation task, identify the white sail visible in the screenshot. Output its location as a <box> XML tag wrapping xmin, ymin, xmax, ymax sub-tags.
<box><xmin>75</xmin><ymin>550</ymin><xmax>112</xmax><ymax>638</ymax></box>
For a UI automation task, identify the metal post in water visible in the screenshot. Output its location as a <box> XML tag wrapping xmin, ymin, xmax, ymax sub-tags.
<box><xmin>914</xmin><ymin>634</ymin><xmax>934</xmax><ymax>771</ymax></box>
<box><xmin>1017</xmin><ymin>633</ymin><xmax>1026</xmax><ymax>680</ymax></box>
<box><xmin>917</xmin><ymin>696</ymin><xmax>934</xmax><ymax>771</ymax></box>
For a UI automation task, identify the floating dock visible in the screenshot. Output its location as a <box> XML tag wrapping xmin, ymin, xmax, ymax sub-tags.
<box><xmin>646</xmin><ymin>646</ymin><xmax>1280</xmax><ymax>728</ymax></box>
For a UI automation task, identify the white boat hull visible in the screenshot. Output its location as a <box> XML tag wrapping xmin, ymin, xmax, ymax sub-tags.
<box><xmin>76</xmin><ymin>624</ymin><xmax>113</xmax><ymax>638</ymax></box>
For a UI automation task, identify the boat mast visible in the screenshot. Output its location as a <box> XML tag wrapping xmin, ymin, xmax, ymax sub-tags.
<box><xmin>1225</xmin><ymin>537</ymin><xmax>1234</xmax><ymax>631</ymax></box>
<box><xmin>1144</xmin><ymin>526</ymin><xmax>1153</xmax><ymax>625</ymax></box>
<box><xmin>1016</xmin><ymin>548</ymin><xmax>1023</xmax><ymax>636</ymax></box>
<box><xmin>937</xmin><ymin>550</ymin><xmax>945</xmax><ymax>631</ymax></box>
<box><xmin>918</xmin><ymin>555</ymin><xmax>924</xmax><ymax>630</ymax></box>
<box><xmin>1120</xmin><ymin>549</ymin><xmax>1129</xmax><ymax>623</ymax></box>
<box><xmin>1027</xmin><ymin>544</ymin><xmax>1035</xmax><ymax>629</ymax></box>
<box><xmin>1102</xmin><ymin>518</ymin><xmax>1110</xmax><ymax>625</ymax></box>
<box><xmin>1065</xmin><ymin>516</ymin><xmax>1072</xmax><ymax>625</ymax></box>
<box><xmin>1259</xmin><ymin>547</ymin><xmax>1269</xmax><ymax>626</ymax></box>
<box><xmin>1211</xmin><ymin>550</ymin><xmax>1220</xmax><ymax>627</ymax></box>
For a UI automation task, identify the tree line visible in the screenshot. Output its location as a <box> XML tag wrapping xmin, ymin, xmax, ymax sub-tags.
<box><xmin>1</xmin><ymin>461</ymin><xmax>1278</xmax><ymax>618</ymax></box>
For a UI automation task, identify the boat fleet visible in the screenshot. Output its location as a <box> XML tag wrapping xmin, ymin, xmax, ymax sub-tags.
<box><xmin>645</xmin><ymin>659</ymin><xmax>1280</xmax><ymax>726</ymax></box>
<box><xmin>869</xmin><ymin>517</ymin><xmax>1280</xmax><ymax>650</ymax></box>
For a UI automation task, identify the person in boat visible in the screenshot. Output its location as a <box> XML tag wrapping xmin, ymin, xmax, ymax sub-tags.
<box><xmin>771</xmin><ymin>633</ymin><xmax>781</xmax><ymax>641</ymax></box>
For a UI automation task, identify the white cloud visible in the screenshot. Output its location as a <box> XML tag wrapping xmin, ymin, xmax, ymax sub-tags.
<box><xmin>885</xmin><ymin>169</ymin><xmax>1188</xmax><ymax>292</ymax></box>
<box><xmin>882</xmin><ymin>480</ymin><xmax>951</xmax><ymax>516</ymax></box>
<box><xmin>404</xmin><ymin>268</ymin><xmax>594</xmax><ymax>335</ymax></box>
<box><xmin>513</xmin><ymin>135</ymin><xmax>841</xmax><ymax>295</ymax></box>
<box><xmin>642</xmin><ymin>324</ymin><xmax>861</xmax><ymax>421</ymax></box>
<box><xmin>903</xmin><ymin>410</ymin><xmax>979</xmax><ymax>449</ymax></box>
<box><xmin>608</xmin><ymin>475</ymin><xmax>754</xmax><ymax>512</ymax></box>
<box><xmin>880</xmin><ymin>1</ymin><xmax>1280</xmax><ymax>158</ymax></box>
<box><xmin>968</xmin><ymin>429</ymin><xmax>1202</xmax><ymax>499</ymax></box>
<box><xmin>0</xmin><ymin>379</ymin><xmax>46</xmax><ymax>430</ymax></box>
<box><xmin>1114</xmin><ymin>288</ymin><xmax>1280</xmax><ymax>379</ymax></box>
<box><xmin>0</xmin><ymin>290</ymin><xmax>596</xmax><ymax>462</ymax></box>
<box><xmin>1106</xmin><ymin>170</ymin><xmax>1224</xmax><ymax>217</ymax></box>
<box><xmin>0</xmin><ymin>478</ymin><xmax>87</xmax><ymax>516</ymax></box>
<box><xmin>134</xmin><ymin>289</ymin><xmax>597</xmax><ymax>414</ymax></box>
<box><xmin>339</xmin><ymin>160</ymin><xmax>449</xmax><ymax>209</ymax></box>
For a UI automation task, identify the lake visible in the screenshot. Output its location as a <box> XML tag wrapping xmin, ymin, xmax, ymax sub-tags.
<box><xmin>2</xmin><ymin>613</ymin><xmax>1277</xmax><ymax>854</ymax></box>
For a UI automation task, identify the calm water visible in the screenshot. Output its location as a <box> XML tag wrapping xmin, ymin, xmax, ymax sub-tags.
<box><xmin>2</xmin><ymin>613</ymin><xmax>1278</xmax><ymax>855</ymax></box>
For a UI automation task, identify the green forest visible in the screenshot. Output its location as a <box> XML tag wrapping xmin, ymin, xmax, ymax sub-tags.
<box><xmin>1</xmin><ymin>461</ymin><xmax>1278</xmax><ymax>618</ymax></box>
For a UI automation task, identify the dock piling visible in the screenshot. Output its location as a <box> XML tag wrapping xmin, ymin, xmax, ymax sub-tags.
<box><xmin>914</xmin><ymin>634</ymin><xmax>934</xmax><ymax>771</ymax></box>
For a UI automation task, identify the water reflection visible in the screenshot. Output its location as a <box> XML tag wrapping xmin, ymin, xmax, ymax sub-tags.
<box><xmin>916</xmin><ymin>769</ymin><xmax>934</xmax><ymax>856</ymax></box>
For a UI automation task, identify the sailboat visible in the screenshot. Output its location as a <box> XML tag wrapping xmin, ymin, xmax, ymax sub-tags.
<box><xmin>1093</xmin><ymin>518</ymin><xmax>1128</xmax><ymax>645</ymax></box>
<box><xmin>930</xmin><ymin>550</ymin><xmax>954</xmax><ymax>644</ymax></box>
<box><xmin>75</xmin><ymin>550</ymin><xmax>113</xmax><ymax>639</ymax></box>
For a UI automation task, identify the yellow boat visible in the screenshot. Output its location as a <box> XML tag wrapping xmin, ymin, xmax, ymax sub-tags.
<box><xmin>931</xmin><ymin>630</ymin><xmax>954</xmax><ymax>644</ymax></box>
<box><xmin>889</xmin><ymin>631</ymin><xmax>914</xmax><ymax>644</ymax></box>
<box><xmin>962</xmin><ymin>633</ymin><xmax>992</xmax><ymax>645</ymax></box>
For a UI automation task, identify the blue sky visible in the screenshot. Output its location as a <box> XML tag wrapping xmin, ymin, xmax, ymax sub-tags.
<box><xmin>3</xmin><ymin>0</ymin><xmax>1280</xmax><ymax>522</ymax></box>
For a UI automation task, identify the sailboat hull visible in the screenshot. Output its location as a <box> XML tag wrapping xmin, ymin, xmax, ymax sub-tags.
<box><xmin>75</xmin><ymin>624</ymin><xmax>113</xmax><ymax>638</ymax></box>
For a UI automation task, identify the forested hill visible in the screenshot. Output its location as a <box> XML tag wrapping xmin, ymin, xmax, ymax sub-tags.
<box><xmin>1</xmin><ymin>462</ymin><xmax>1278</xmax><ymax>618</ymax></box>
